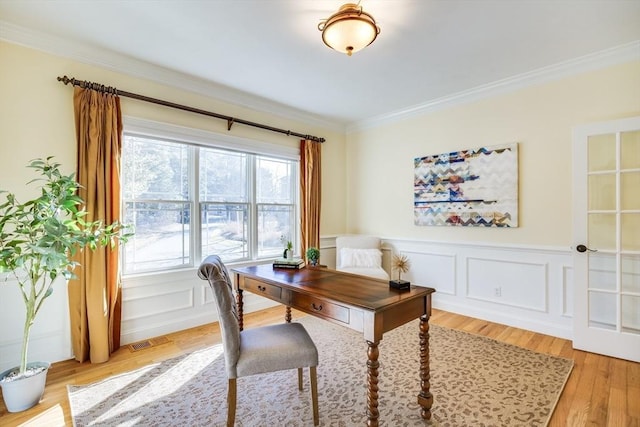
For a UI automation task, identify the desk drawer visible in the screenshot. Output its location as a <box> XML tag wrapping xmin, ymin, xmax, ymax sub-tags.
<box><xmin>243</xmin><ymin>278</ymin><xmax>282</xmax><ymax>300</ymax></box>
<box><xmin>292</xmin><ymin>293</ymin><xmax>349</xmax><ymax>324</ymax></box>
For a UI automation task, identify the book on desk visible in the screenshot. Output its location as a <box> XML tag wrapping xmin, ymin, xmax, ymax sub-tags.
<box><xmin>272</xmin><ymin>257</ymin><xmax>305</xmax><ymax>269</ymax></box>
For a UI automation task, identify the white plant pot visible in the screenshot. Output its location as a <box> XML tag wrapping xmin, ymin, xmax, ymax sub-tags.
<box><xmin>0</xmin><ymin>361</ymin><xmax>50</xmax><ymax>412</ymax></box>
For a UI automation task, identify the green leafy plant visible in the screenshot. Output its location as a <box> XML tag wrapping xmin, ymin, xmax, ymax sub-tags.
<box><xmin>305</xmin><ymin>247</ymin><xmax>320</xmax><ymax>262</ymax></box>
<box><xmin>0</xmin><ymin>157</ymin><xmax>132</xmax><ymax>379</ymax></box>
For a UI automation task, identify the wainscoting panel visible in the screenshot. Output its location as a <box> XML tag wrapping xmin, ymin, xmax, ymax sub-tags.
<box><xmin>563</xmin><ymin>265</ymin><xmax>574</xmax><ymax>317</ymax></box>
<box><xmin>0</xmin><ymin>238</ymin><xmax>577</xmax><ymax>368</ymax></box>
<box><xmin>0</xmin><ymin>275</ymin><xmax>72</xmax><ymax>372</ymax></box>
<box><xmin>404</xmin><ymin>251</ymin><xmax>456</xmax><ymax>295</ymax></box>
<box><xmin>466</xmin><ymin>257</ymin><xmax>547</xmax><ymax>312</ymax></box>
<box><xmin>123</xmin><ymin>288</ymin><xmax>195</xmax><ymax>321</ymax></box>
<box><xmin>382</xmin><ymin>238</ymin><xmax>573</xmax><ymax>339</ymax></box>
<box><xmin>120</xmin><ymin>266</ymin><xmax>279</xmax><ymax>344</ymax></box>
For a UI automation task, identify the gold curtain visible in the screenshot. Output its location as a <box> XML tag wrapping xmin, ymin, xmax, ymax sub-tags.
<box><xmin>300</xmin><ymin>139</ymin><xmax>322</xmax><ymax>260</ymax></box>
<box><xmin>68</xmin><ymin>87</ymin><xmax>123</xmax><ymax>363</ymax></box>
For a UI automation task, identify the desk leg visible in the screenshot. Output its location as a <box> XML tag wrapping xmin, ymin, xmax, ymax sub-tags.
<box><xmin>285</xmin><ymin>306</ymin><xmax>292</xmax><ymax>323</ymax></box>
<box><xmin>366</xmin><ymin>340</ymin><xmax>380</xmax><ymax>427</ymax></box>
<box><xmin>236</xmin><ymin>289</ymin><xmax>244</xmax><ymax>331</ymax></box>
<box><xmin>417</xmin><ymin>314</ymin><xmax>433</xmax><ymax>420</ymax></box>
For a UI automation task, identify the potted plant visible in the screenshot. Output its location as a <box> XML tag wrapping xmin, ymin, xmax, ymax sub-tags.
<box><xmin>390</xmin><ymin>253</ymin><xmax>411</xmax><ymax>290</ymax></box>
<box><xmin>280</xmin><ymin>235</ymin><xmax>293</xmax><ymax>259</ymax></box>
<box><xmin>0</xmin><ymin>157</ymin><xmax>131</xmax><ymax>412</ymax></box>
<box><xmin>305</xmin><ymin>247</ymin><xmax>320</xmax><ymax>266</ymax></box>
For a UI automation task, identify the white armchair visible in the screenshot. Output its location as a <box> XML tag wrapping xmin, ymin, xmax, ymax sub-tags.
<box><xmin>335</xmin><ymin>235</ymin><xmax>389</xmax><ymax>280</ymax></box>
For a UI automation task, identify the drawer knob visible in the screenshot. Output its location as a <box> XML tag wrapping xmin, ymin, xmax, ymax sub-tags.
<box><xmin>311</xmin><ymin>303</ymin><xmax>323</xmax><ymax>312</ymax></box>
<box><xmin>258</xmin><ymin>285</ymin><xmax>266</xmax><ymax>292</ymax></box>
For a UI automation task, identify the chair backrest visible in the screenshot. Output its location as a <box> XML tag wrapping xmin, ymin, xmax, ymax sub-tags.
<box><xmin>198</xmin><ymin>255</ymin><xmax>240</xmax><ymax>377</ymax></box>
<box><xmin>335</xmin><ymin>235</ymin><xmax>382</xmax><ymax>267</ymax></box>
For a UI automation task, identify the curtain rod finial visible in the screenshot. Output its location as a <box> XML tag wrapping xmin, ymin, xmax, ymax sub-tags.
<box><xmin>57</xmin><ymin>75</ymin><xmax>73</xmax><ymax>85</ymax></box>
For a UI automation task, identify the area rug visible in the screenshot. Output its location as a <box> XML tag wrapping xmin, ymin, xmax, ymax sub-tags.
<box><xmin>68</xmin><ymin>316</ymin><xmax>573</xmax><ymax>426</ymax></box>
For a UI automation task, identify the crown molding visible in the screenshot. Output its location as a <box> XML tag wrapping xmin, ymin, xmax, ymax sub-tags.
<box><xmin>347</xmin><ymin>40</ymin><xmax>640</xmax><ymax>133</ymax></box>
<box><xmin>3</xmin><ymin>20</ymin><xmax>638</xmax><ymax>136</ymax></box>
<box><xmin>0</xmin><ymin>21</ymin><xmax>346</xmax><ymax>134</ymax></box>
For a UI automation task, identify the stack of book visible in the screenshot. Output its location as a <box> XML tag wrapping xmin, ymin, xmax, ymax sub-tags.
<box><xmin>273</xmin><ymin>257</ymin><xmax>305</xmax><ymax>269</ymax></box>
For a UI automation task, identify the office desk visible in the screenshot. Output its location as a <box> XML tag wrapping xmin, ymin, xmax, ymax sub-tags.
<box><xmin>232</xmin><ymin>264</ymin><xmax>435</xmax><ymax>427</ymax></box>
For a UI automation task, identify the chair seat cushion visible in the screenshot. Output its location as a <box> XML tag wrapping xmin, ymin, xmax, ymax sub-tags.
<box><xmin>235</xmin><ymin>322</ymin><xmax>318</xmax><ymax>378</ymax></box>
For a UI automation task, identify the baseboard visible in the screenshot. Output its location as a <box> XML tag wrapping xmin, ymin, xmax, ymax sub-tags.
<box><xmin>433</xmin><ymin>300</ymin><xmax>572</xmax><ymax>340</ymax></box>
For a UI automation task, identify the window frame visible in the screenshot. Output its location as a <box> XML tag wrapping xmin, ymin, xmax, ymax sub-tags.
<box><xmin>122</xmin><ymin>116</ymin><xmax>300</xmax><ymax>276</ymax></box>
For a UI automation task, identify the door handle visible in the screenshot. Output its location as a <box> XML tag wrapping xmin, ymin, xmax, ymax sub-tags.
<box><xmin>576</xmin><ymin>244</ymin><xmax>597</xmax><ymax>253</ymax></box>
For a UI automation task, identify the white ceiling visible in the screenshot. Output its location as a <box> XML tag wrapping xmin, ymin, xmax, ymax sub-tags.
<box><xmin>1</xmin><ymin>0</ymin><xmax>639</xmax><ymax>129</ymax></box>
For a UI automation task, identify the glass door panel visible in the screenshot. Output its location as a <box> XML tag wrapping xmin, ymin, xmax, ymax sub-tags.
<box><xmin>621</xmin><ymin>213</ymin><xmax>640</xmax><ymax>251</ymax></box>
<box><xmin>588</xmin><ymin>290</ymin><xmax>616</xmax><ymax>330</ymax></box>
<box><xmin>621</xmin><ymin>254</ymin><xmax>640</xmax><ymax>293</ymax></box>
<box><xmin>621</xmin><ymin>130</ymin><xmax>640</xmax><ymax>169</ymax></box>
<box><xmin>588</xmin><ymin>253</ymin><xmax>616</xmax><ymax>291</ymax></box>
<box><xmin>621</xmin><ymin>172</ymin><xmax>640</xmax><ymax>210</ymax></box>
<box><xmin>588</xmin><ymin>174</ymin><xmax>615</xmax><ymax>210</ymax></box>
<box><xmin>588</xmin><ymin>134</ymin><xmax>616</xmax><ymax>171</ymax></box>
<box><xmin>621</xmin><ymin>295</ymin><xmax>640</xmax><ymax>333</ymax></box>
<box><xmin>588</xmin><ymin>213</ymin><xmax>616</xmax><ymax>250</ymax></box>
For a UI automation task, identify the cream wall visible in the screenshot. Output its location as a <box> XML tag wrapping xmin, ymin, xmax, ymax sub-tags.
<box><xmin>345</xmin><ymin>61</ymin><xmax>640</xmax><ymax>247</ymax></box>
<box><xmin>2</xmin><ymin>39</ymin><xmax>639</xmax><ymax>365</ymax></box>
<box><xmin>0</xmin><ymin>41</ymin><xmax>347</xmax><ymax>236</ymax></box>
<box><xmin>0</xmin><ymin>41</ymin><xmax>346</xmax><ymax>369</ymax></box>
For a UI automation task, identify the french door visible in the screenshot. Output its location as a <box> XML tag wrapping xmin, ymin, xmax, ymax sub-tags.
<box><xmin>572</xmin><ymin>116</ymin><xmax>640</xmax><ymax>362</ymax></box>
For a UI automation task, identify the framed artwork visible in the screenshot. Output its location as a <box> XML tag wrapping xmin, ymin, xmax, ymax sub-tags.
<box><xmin>414</xmin><ymin>143</ymin><xmax>518</xmax><ymax>227</ymax></box>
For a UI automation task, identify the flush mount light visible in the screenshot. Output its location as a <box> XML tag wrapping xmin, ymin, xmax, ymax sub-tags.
<box><xmin>318</xmin><ymin>2</ymin><xmax>380</xmax><ymax>56</ymax></box>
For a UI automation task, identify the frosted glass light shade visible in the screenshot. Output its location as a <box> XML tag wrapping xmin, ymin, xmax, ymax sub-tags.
<box><xmin>319</xmin><ymin>3</ymin><xmax>380</xmax><ymax>56</ymax></box>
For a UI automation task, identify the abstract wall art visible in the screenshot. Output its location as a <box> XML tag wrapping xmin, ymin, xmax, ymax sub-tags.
<box><xmin>414</xmin><ymin>143</ymin><xmax>518</xmax><ymax>227</ymax></box>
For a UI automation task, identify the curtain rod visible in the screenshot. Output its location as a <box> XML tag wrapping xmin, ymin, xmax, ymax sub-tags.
<box><xmin>56</xmin><ymin>76</ymin><xmax>325</xmax><ymax>143</ymax></box>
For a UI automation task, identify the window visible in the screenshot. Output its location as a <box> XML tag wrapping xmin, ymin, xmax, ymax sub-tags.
<box><xmin>121</xmin><ymin>123</ymin><xmax>298</xmax><ymax>274</ymax></box>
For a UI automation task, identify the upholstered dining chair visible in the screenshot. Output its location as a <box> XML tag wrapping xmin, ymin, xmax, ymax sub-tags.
<box><xmin>198</xmin><ymin>255</ymin><xmax>319</xmax><ymax>426</ymax></box>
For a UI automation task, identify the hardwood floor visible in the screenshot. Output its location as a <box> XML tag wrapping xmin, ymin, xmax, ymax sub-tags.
<box><xmin>1</xmin><ymin>307</ymin><xmax>638</xmax><ymax>426</ymax></box>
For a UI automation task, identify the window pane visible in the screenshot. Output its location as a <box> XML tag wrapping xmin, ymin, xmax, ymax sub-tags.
<box><xmin>257</xmin><ymin>204</ymin><xmax>294</xmax><ymax>258</ymax></box>
<box><xmin>123</xmin><ymin>135</ymin><xmax>190</xmax><ymax>200</ymax></box>
<box><xmin>122</xmin><ymin>126</ymin><xmax>300</xmax><ymax>275</ymax></box>
<box><xmin>201</xmin><ymin>203</ymin><xmax>248</xmax><ymax>262</ymax></box>
<box><xmin>257</xmin><ymin>157</ymin><xmax>293</xmax><ymax>203</ymax></box>
<box><xmin>123</xmin><ymin>202</ymin><xmax>191</xmax><ymax>273</ymax></box>
<box><xmin>199</xmin><ymin>148</ymin><xmax>247</xmax><ymax>203</ymax></box>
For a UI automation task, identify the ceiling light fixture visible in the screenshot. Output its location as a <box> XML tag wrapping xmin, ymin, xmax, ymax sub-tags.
<box><xmin>318</xmin><ymin>2</ymin><xmax>380</xmax><ymax>57</ymax></box>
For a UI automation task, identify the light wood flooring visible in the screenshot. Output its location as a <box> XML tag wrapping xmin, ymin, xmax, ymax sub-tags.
<box><xmin>1</xmin><ymin>307</ymin><xmax>638</xmax><ymax>426</ymax></box>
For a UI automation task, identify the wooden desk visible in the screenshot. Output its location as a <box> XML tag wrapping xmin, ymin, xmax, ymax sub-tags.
<box><xmin>232</xmin><ymin>265</ymin><xmax>435</xmax><ymax>427</ymax></box>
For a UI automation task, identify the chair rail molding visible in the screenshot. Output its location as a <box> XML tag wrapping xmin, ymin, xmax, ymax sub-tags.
<box><xmin>0</xmin><ymin>235</ymin><xmax>575</xmax><ymax>369</ymax></box>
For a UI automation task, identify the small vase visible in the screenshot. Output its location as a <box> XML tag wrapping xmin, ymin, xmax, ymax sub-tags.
<box><xmin>283</xmin><ymin>249</ymin><xmax>292</xmax><ymax>259</ymax></box>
